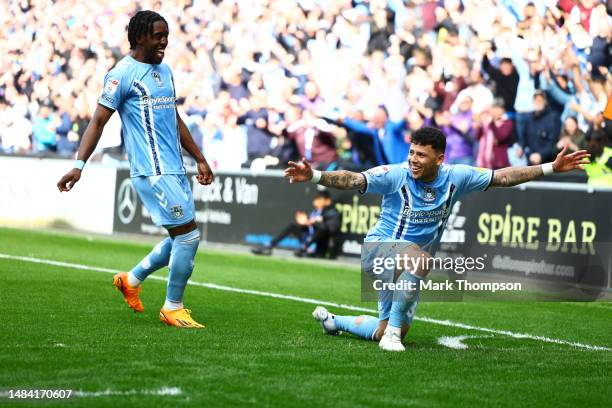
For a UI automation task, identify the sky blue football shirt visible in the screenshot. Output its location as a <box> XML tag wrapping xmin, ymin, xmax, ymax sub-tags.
<box><xmin>362</xmin><ymin>163</ymin><xmax>494</xmax><ymax>253</ymax></box>
<box><xmin>98</xmin><ymin>56</ymin><xmax>185</xmax><ymax>177</ymax></box>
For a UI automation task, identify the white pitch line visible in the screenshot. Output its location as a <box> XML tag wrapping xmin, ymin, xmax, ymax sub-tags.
<box><xmin>0</xmin><ymin>387</ymin><xmax>182</xmax><ymax>399</ymax></box>
<box><xmin>73</xmin><ymin>387</ymin><xmax>182</xmax><ymax>397</ymax></box>
<box><xmin>437</xmin><ymin>335</ymin><xmax>494</xmax><ymax>350</ymax></box>
<box><xmin>0</xmin><ymin>253</ymin><xmax>609</xmax><ymax>352</ymax></box>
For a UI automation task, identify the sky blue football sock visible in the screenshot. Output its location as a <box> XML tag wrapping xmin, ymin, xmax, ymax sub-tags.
<box><xmin>166</xmin><ymin>229</ymin><xmax>200</xmax><ymax>303</ymax></box>
<box><xmin>130</xmin><ymin>237</ymin><xmax>173</xmax><ymax>282</ymax></box>
<box><xmin>378</xmin><ymin>286</ymin><xmax>393</xmax><ymax>321</ymax></box>
<box><xmin>389</xmin><ymin>271</ymin><xmax>422</xmax><ymax>329</ymax></box>
<box><xmin>334</xmin><ymin>315</ymin><xmax>380</xmax><ymax>341</ymax></box>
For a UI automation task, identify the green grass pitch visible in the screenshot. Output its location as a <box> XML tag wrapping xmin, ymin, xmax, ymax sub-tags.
<box><xmin>0</xmin><ymin>227</ymin><xmax>610</xmax><ymax>407</ymax></box>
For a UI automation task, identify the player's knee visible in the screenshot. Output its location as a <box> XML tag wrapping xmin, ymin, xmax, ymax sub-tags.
<box><xmin>397</xmin><ymin>244</ymin><xmax>433</xmax><ymax>278</ymax></box>
<box><xmin>417</xmin><ymin>251</ymin><xmax>433</xmax><ymax>277</ymax></box>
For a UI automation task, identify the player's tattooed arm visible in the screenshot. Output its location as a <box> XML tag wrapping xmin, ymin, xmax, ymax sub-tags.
<box><xmin>490</xmin><ymin>165</ymin><xmax>543</xmax><ymax>187</ymax></box>
<box><xmin>319</xmin><ymin>171</ymin><xmax>367</xmax><ymax>191</ymax></box>
<box><xmin>490</xmin><ymin>147</ymin><xmax>590</xmax><ymax>188</ymax></box>
<box><xmin>284</xmin><ymin>159</ymin><xmax>365</xmax><ymax>190</ymax></box>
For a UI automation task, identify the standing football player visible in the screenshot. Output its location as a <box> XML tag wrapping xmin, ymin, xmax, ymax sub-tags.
<box><xmin>57</xmin><ymin>11</ymin><xmax>213</xmax><ymax>328</ymax></box>
<box><xmin>285</xmin><ymin>126</ymin><xmax>589</xmax><ymax>351</ymax></box>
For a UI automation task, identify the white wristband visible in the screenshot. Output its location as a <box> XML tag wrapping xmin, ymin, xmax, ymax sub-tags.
<box><xmin>541</xmin><ymin>162</ymin><xmax>554</xmax><ymax>175</ymax></box>
<box><xmin>74</xmin><ymin>160</ymin><xmax>86</xmax><ymax>170</ymax></box>
<box><xmin>311</xmin><ymin>170</ymin><xmax>322</xmax><ymax>184</ymax></box>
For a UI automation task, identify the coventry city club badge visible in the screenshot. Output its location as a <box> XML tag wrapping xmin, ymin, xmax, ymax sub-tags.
<box><xmin>171</xmin><ymin>205</ymin><xmax>184</xmax><ymax>219</ymax></box>
<box><xmin>151</xmin><ymin>71</ymin><xmax>164</xmax><ymax>87</ymax></box>
<box><xmin>423</xmin><ymin>187</ymin><xmax>436</xmax><ymax>202</ymax></box>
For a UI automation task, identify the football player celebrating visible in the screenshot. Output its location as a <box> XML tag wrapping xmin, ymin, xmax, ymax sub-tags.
<box><xmin>57</xmin><ymin>11</ymin><xmax>213</xmax><ymax>328</ymax></box>
<box><xmin>285</xmin><ymin>126</ymin><xmax>589</xmax><ymax>351</ymax></box>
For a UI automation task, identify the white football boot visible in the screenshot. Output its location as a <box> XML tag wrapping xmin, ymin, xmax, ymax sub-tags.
<box><xmin>312</xmin><ymin>306</ymin><xmax>340</xmax><ymax>335</ymax></box>
<box><xmin>378</xmin><ymin>326</ymin><xmax>405</xmax><ymax>352</ymax></box>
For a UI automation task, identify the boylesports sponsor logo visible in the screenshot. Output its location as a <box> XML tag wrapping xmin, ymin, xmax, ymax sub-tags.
<box><xmin>402</xmin><ymin>207</ymin><xmax>450</xmax><ymax>224</ymax></box>
<box><xmin>140</xmin><ymin>95</ymin><xmax>176</xmax><ymax>109</ymax></box>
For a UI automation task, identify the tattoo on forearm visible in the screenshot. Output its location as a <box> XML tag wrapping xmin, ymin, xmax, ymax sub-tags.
<box><xmin>491</xmin><ymin>165</ymin><xmax>543</xmax><ymax>187</ymax></box>
<box><xmin>319</xmin><ymin>171</ymin><xmax>366</xmax><ymax>190</ymax></box>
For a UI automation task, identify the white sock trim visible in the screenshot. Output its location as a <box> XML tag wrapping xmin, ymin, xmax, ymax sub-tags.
<box><xmin>386</xmin><ymin>325</ymin><xmax>402</xmax><ymax>337</ymax></box>
<box><xmin>127</xmin><ymin>271</ymin><xmax>142</xmax><ymax>287</ymax></box>
<box><xmin>163</xmin><ymin>300</ymin><xmax>184</xmax><ymax>311</ymax></box>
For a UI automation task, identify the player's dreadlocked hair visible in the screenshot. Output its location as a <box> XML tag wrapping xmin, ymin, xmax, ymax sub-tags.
<box><xmin>127</xmin><ymin>10</ymin><xmax>167</xmax><ymax>50</ymax></box>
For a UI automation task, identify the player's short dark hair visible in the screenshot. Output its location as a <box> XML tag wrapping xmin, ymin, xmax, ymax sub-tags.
<box><xmin>412</xmin><ymin>126</ymin><xmax>446</xmax><ymax>153</ymax></box>
<box><xmin>127</xmin><ymin>10</ymin><xmax>167</xmax><ymax>50</ymax></box>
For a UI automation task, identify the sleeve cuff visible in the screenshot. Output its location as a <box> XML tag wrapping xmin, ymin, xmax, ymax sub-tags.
<box><xmin>358</xmin><ymin>172</ymin><xmax>368</xmax><ymax>195</ymax></box>
<box><xmin>484</xmin><ymin>170</ymin><xmax>495</xmax><ymax>191</ymax></box>
<box><xmin>97</xmin><ymin>100</ymin><xmax>117</xmax><ymax>112</ymax></box>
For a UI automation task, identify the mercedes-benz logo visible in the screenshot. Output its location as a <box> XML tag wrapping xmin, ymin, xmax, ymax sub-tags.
<box><xmin>117</xmin><ymin>178</ymin><xmax>137</xmax><ymax>224</ymax></box>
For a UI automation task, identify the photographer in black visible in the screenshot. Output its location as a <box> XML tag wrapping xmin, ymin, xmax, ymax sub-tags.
<box><xmin>252</xmin><ymin>190</ymin><xmax>340</xmax><ymax>258</ymax></box>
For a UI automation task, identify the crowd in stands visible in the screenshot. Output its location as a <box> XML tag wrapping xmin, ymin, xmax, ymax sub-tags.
<box><xmin>1</xmin><ymin>0</ymin><xmax>610</xmax><ymax>175</ymax></box>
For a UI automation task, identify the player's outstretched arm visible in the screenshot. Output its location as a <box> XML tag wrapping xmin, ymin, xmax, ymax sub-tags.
<box><xmin>56</xmin><ymin>104</ymin><xmax>114</xmax><ymax>192</ymax></box>
<box><xmin>176</xmin><ymin>110</ymin><xmax>214</xmax><ymax>185</ymax></box>
<box><xmin>284</xmin><ymin>158</ymin><xmax>366</xmax><ymax>190</ymax></box>
<box><xmin>490</xmin><ymin>147</ymin><xmax>590</xmax><ymax>188</ymax></box>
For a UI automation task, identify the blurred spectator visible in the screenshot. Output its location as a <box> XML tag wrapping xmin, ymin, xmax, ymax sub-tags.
<box><xmin>481</xmin><ymin>47</ymin><xmax>519</xmax><ymax>115</ymax></box>
<box><xmin>474</xmin><ymin>100</ymin><xmax>513</xmax><ymax>170</ymax></box>
<box><xmin>32</xmin><ymin>106</ymin><xmax>58</xmax><ymax>153</ymax></box>
<box><xmin>0</xmin><ymin>0</ymin><xmax>609</xmax><ymax>177</ymax></box>
<box><xmin>285</xmin><ymin>109</ymin><xmax>338</xmax><ymax>169</ymax></box>
<box><xmin>368</xmin><ymin>8</ymin><xmax>394</xmax><ymax>54</ymax></box>
<box><xmin>54</xmin><ymin>98</ymin><xmax>80</xmax><ymax>156</ymax></box>
<box><xmin>337</xmin><ymin>105</ymin><xmax>409</xmax><ymax>166</ymax></box>
<box><xmin>583</xmin><ymin>124</ymin><xmax>612</xmax><ymax>186</ymax></box>
<box><xmin>327</xmin><ymin>109</ymin><xmax>379</xmax><ymax>170</ymax></box>
<box><xmin>540</xmin><ymin>68</ymin><xmax>574</xmax><ymax>118</ymax></box>
<box><xmin>510</xmin><ymin>43</ymin><xmax>543</xmax><ymax>149</ymax></box>
<box><xmin>298</xmin><ymin>82</ymin><xmax>325</xmax><ymax>112</ymax></box>
<box><xmin>555</xmin><ymin>116</ymin><xmax>587</xmax><ymax>155</ymax></box>
<box><xmin>434</xmin><ymin>65</ymin><xmax>468</xmax><ymax>112</ymax></box>
<box><xmin>0</xmin><ymin>101</ymin><xmax>31</xmax><ymax>153</ymax></box>
<box><xmin>452</xmin><ymin>69</ymin><xmax>494</xmax><ymax>115</ymax></box>
<box><xmin>237</xmin><ymin>96</ymin><xmax>274</xmax><ymax>162</ymax></box>
<box><xmin>437</xmin><ymin>94</ymin><xmax>475</xmax><ymax>165</ymax></box>
<box><xmin>525</xmin><ymin>91</ymin><xmax>561</xmax><ymax>165</ymax></box>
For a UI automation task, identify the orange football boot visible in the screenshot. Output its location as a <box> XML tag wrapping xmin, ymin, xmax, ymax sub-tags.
<box><xmin>159</xmin><ymin>308</ymin><xmax>205</xmax><ymax>328</ymax></box>
<box><xmin>112</xmin><ymin>272</ymin><xmax>144</xmax><ymax>312</ymax></box>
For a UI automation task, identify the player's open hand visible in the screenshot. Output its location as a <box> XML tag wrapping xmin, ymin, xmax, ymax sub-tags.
<box><xmin>552</xmin><ymin>146</ymin><xmax>590</xmax><ymax>173</ymax></box>
<box><xmin>284</xmin><ymin>158</ymin><xmax>313</xmax><ymax>183</ymax></box>
<box><xmin>196</xmin><ymin>161</ymin><xmax>214</xmax><ymax>185</ymax></box>
<box><xmin>57</xmin><ymin>169</ymin><xmax>81</xmax><ymax>192</ymax></box>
